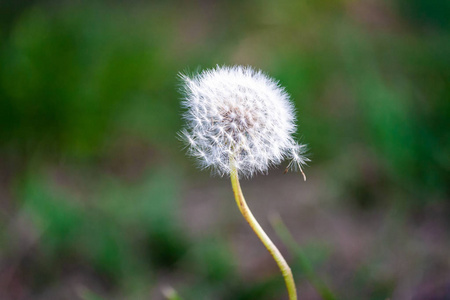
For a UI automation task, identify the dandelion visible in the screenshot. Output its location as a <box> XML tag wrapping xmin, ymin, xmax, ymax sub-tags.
<box><xmin>179</xmin><ymin>65</ymin><xmax>307</xmax><ymax>178</ymax></box>
<box><xmin>179</xmin><ymin>65</ymin><xmax>308</xmax><ymax>300</ymax></box>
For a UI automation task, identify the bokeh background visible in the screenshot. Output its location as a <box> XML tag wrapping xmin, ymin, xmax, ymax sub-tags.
<box><xmin>1</xmin><ymin>0</ymin><xmax>449</xmax><ymax>299</ymax></box>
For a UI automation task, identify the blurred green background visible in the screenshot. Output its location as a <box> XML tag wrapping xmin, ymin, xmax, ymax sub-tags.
<box><xmin>1</xmin><ymin>0</ymin><xmax>449</xmax><ymax>299</ymax></box>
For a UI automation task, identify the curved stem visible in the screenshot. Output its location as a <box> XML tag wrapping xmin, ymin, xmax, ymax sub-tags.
<box><xmin>230</xmin><ymin>162</ymin><xmax>297</xmax><ymax>300</ymax></box>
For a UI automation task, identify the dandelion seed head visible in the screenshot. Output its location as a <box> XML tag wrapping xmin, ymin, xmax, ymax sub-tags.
<box><xmin>179</xmin><ymin>65</ymin><xmax>308</xmax><ymax>178</ymax></box>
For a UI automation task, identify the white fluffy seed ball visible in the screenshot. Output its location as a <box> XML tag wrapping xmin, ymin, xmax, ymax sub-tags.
<box><xmin>179</xmin><ymin>65</ymin><xmax>307</xmax><ymax>178</ymax></box>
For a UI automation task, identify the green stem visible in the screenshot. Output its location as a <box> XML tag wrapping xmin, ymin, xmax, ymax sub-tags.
<box><xmin>230</xmin><ymin>162</ymin><xmax>297</xmax><ymax>300</ymax></box>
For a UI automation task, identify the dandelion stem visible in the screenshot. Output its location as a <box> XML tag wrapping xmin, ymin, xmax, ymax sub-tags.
<box><xmin>230</xmin><ymin>160</ymin><xmax>297</xmax><ymax>300</ymax></box>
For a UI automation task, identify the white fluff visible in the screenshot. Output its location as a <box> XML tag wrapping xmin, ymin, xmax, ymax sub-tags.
<box><xmin>179</xmin><ymin>65</ymin><xmax>308</xmax><ymax>178</ymax></box>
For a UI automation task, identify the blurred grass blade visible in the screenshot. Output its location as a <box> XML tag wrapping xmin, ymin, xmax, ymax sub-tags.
<box><xmin>162</xmin><ymin>286</ymin><xmax>183</xmax><ymax>300</ymax></box>
<box><xmin>270</xmin><ymin>214</ymin><xmax>338</xmax><ymax>300</ymax></box>
<box><xmin>78</xmin><ymin>286</ymin><xmax>105</xmax><ymax>300</ymax></box>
